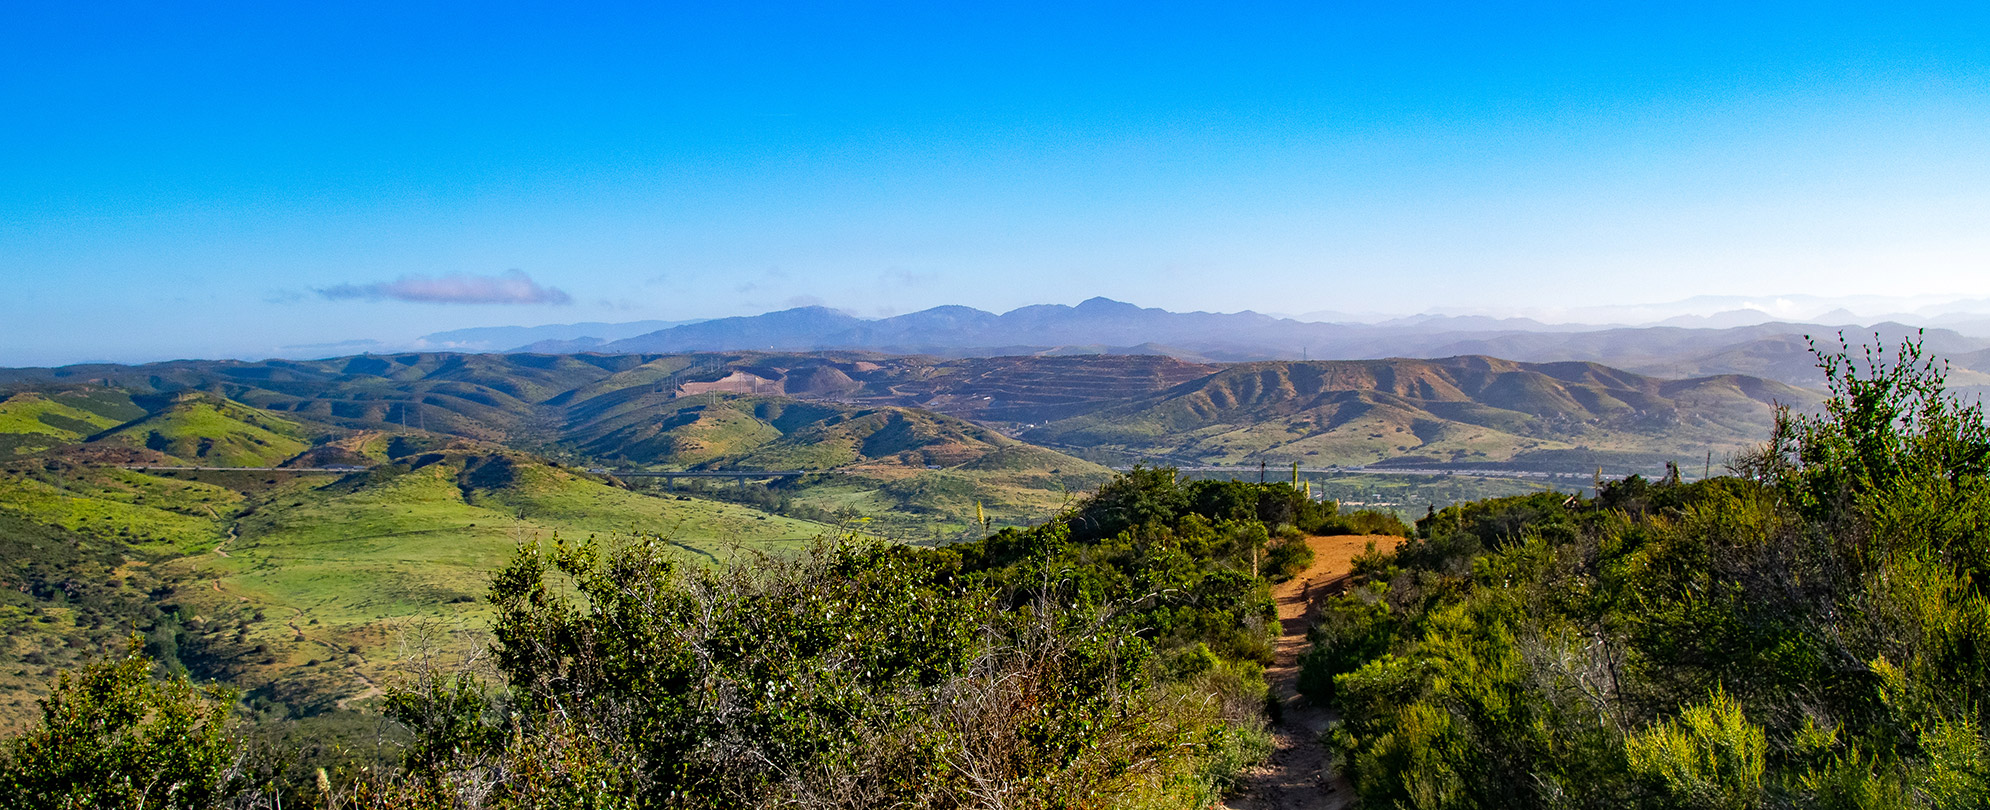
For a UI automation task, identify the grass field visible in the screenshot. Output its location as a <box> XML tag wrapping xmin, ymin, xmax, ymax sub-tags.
<box><xmin>0</xmin><ymin>468</ymin><xmax>234</xmax><ymax>552</ymax></box>
<box><xmin>0</xmin><ymin>390</ymin><xmax>143</xmax><ymax>458</ymax></box>
<box><xmin>0</xmin><ymin>452</ymin><xmax>837</xmax><ymax>724</ymax></box>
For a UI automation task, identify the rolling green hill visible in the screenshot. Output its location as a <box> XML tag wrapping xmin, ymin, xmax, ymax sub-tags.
<box><xmin>0</xmin><ymin>389</ymin><xmax>146</xmax><ymax>458</ymax></box>
<box><xmin>0</xmin><ymin>349</ymin><xmax>1827</xmax><ymax>729</ymax></box>
<box><xmin>0</xmin><ymin>351</ymin><xmax>1214</xmax><ymax>445</ymax></box>
<box><xmin>1</xmin><ymin>365</ymin><xmax>1117</xmax><ymax>538</ymax></box>
<box><xmin>89</xmin><ymin>393</ymin><xmax>315</xmax><ymax>467</ymax></box>
<box><xmin>577</xmin><ymin>394</ymin><xmax>1027</xmax><ymax>469</ymax></box>
<box><xmin>0</xmin><ymin>445</ymin><xmax>836</xmax><ymax>726</ymax></box>
<box><xmin>568</xmin><ymin>392</ymin><xmax>814</xmax><ymax>466</ymax></box>
<box><xmin>0</xmin><ymin>349</ymin><xmax>1825</xmax><ymax>526</ymax></box>
<box><xmin>1024</xmin><ymin>356</ymin><xmax>1818</xmax><ymax>468</ymax></box>
<box><xmin>569</xmin><ymin>392</ymin><xmax>1114</xmax><ymax>527</ymax></box>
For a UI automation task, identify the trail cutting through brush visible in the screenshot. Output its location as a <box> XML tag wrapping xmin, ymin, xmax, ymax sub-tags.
<box><xmin>1224</xmin><ymin>533</ymin><xmax>1403</xmax><ymax>810</ymax></box>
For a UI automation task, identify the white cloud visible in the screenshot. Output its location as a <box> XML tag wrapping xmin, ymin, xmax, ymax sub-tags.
<box><xmin>318</xmin><ymin>270</ymin><xmax>571</xmax><ymax>305</ymax></box>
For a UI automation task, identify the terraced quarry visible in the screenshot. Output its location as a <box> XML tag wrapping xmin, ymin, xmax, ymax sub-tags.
<box><xmin>860</xmin><ymin>354</ymin><xmax>1217</xmax><ymax>423</ymax></box>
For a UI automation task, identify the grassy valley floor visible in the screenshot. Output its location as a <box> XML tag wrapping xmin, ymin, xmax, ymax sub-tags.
<box><xmin>0</xmin><ymin>456</ymin><xmax>835</xmax><ymax>728</ymax></box>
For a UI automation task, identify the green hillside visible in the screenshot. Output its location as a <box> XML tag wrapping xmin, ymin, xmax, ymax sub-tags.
<box><xmin>0</xmin><ymin>349</ymin><xmax>1816</xmax><ymax>478</ymax></box>
<box><xmin>0</xmin><ymin>351</ymin><xmax>1213</xmax><ymax>444</ymax></box>
<box><xmin>0</xmin><ymin>510</ymin><xmax>181</xmax><ymax>729</ymax></box>
<box><xmin>702</xmin><ymin>400</ymin><xmax>1018</xmax><ymax>469</ymax></box>
<box><xmin>0</xmin><ymin>390</ymin><xmax>144</xmax><ymax>458</ymax></box>
<box><xmin>571</xmin><ymin>392</ymin><xmax>1082</xmax><ymax>470</ymax></box>
<box><xmin>1</xmin><ymin>373</ymin><xmax>1112</xmax><ymax>542</ymax></box>
<box><xmin>1026</xmin><ymin>356</ymin><xmax>1819</xmax><ymax>468</ymax></box>
<box><xmin>567</xmin><ymin>393</ymin><xmax>1112</xmax><ymax>529</ymax></box>
<box><xmin>0</xmin><ymin>349</ymin><xmax>1824</xmax><ymax>535</ymax></box>
<box><xmin>0</xmin><ymin>446</ymin><xmax>835</xmax><ymax>726</ymax></box>
<box><xmin>569</xmin><ymin>393</ymin><xmax>804</xmax><ymax>466</ymax></box>
<box><xmin>0</xmin><ymin>466</ymin><xmax>235</xmax><ymax>553</ymax></box>
<box><xmin>91</xmin><ymin>393</ymin><xmax>314</xmax><ymax>467</ymax></box>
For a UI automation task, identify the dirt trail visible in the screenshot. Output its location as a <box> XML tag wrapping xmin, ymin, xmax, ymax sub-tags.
<box><xmin>1224</xmin><ymin>534</ymin><xmax>1403</xmax><ymax>810</ymax></box>
<box><xmin>209</xmin><ymin>542</ymin><xmax>381</xmax><ymax>710</ymax></box>
<box><xmin>287</xmin><ymin>612</ymin><xmax>382</xmax><ymax>709</ymax></box>
<box><xmin>336</xmin><ymin>670</ymin><xmax>384</xmax><ymax>710</ymax></box>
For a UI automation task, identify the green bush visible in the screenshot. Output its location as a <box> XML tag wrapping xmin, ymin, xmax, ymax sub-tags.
<box><xmin>1624</xmin><ymin>689</ymin><xmax>1767</xmax><ymax>809</ymax></box>
<box><xmin>1295</xmin><ymin>583</ymin><xmax>1394</xmax><ymax>705</ymax></box>
<box><xmin>1261</xmin><ymin>533</ymin><xmax>1315</xmax><ymax>582</ymax></box>
<box><xmin>1</xmin><ymin>464</ymin><xmax>1320</xmax><ymax>808</ymax></box>
<box><xmin>1302</xmin><ymin>334</ymin><xmax>1990</xmax><ymax>808</ymax></box>
<box><xmin>367</xmin><ymin>534</ymin><xmax>1220</xmax><ymax>808</ymax></box>
<box><xmin>1317</xmin><ymin>508</ymin><xmax>1412</xmax><ymax>537</ymax></box>
<box><xmin>0</xmin><ymin>638</ymin><xmax>236</xmax><ymax>810</ymax></box>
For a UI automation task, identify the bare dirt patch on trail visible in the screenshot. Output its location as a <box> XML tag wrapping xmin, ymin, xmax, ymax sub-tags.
<box><xmin>1224</xmin><ymin>533</ymin><xmax>1404</xmax><ymax>810</ymax></box>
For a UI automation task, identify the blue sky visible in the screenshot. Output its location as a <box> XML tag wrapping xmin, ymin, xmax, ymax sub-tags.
<box><xmin>4</xmin><ymin>1</ymin><xmax>1989</xmax><ymax>365</ymax></box>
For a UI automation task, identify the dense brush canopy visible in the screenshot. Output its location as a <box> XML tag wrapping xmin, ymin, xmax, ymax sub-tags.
<box><xmin>1302</xmin><ymin>336</ymin><xmax>1990</xmax><ymax>808</ymax></box>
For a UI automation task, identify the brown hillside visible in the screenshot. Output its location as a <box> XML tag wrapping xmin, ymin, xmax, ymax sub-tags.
<box><xmin>1026</xmin><ymin>357</ymin><xmax>1818</xmax><ymax>469</ymax></box>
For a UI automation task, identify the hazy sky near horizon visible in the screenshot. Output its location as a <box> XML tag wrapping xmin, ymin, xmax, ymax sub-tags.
<box><xmin>5</xmin><ymin>1</ymin><xmax>1990</xmax><ymax>365</ymax></box>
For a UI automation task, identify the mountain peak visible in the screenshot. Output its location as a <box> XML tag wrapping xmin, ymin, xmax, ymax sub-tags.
<box><xmin>1075</xmin><ymin>297</ymin><xmax>1140</xmax><ymax>313</ymax></box>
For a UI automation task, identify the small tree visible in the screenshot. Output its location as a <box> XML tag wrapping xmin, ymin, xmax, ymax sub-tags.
<box><xmin>0</xmin><ymin>638</ymin><xmax>237</xmax><ymax>810</ymax></box>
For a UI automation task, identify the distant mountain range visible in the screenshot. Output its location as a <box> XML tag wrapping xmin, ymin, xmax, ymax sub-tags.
<box><xmin>418</xmin><ymin>319</ymin><xmax>706</xmax><ymax>352</ymax></box>
<box><xmin>0</xmin><ymin>349</ymin><xmax>1819</xmax><ymax>476</ymax></box>
<box><xmin>454</xmin><ymin>298</ymin><xmax>1990</xmax><ymax>391</ymax></box>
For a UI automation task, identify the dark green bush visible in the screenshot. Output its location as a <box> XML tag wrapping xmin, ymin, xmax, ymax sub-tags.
<box><xmin>1295</xmin><ymin>583</ymin><xmax>1394</xmax><ymax>705</ymax></box>
<box><xmin>0</xmin><ymin>638</ymin><xmax>236</xmax><ymax>810</ymax></box>
<box><xmin>1316</xmin><ymin>508</ymin><xmax>1413</xmax><ymax>537</ymax></box>
<box><xmin>356</xmin><ymin>534</ymin><xmax>1242</xmax><ymax>808</ymax></box>
<box><xmin>3</xmin><ymin>465</ymin><xmax>1318</xmax><ymax>808</ymax></box>
<box><xmin>1302</xmin><ymin>334</ymin><xmax>1990</xmax><ymax>808</ymax></box>
<box><xmin>1261</xmin><ymin>532</ymin><xmax>1316</xmax><ymax>582</ymax></box>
